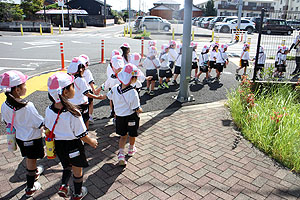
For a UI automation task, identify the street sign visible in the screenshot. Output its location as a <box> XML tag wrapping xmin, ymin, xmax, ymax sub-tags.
<box><xmin>57</xmin><ymin>0</ymin><xmax>64</xmax><ymax>7</ymax></box>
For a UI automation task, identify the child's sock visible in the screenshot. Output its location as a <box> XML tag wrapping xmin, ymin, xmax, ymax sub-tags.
<box><xmin>26</xmin><ymin>169</ymin><xmax>36</xmax><ymax>189</ymax></box>
<box><xmin>119</xmin><ymin>148</ymin><xmax>124</xmax><ymax>154</ymax></box>
<box><xmin>129</xmin><ymin>145</ymin><xmax>134</xmax><ymax>149</ymax></box>
<box><xmin>62</xmin><ymin>167</ymin><xmax>72</xmax><ymax>185</ymax></box>
<box><xmin>73</xmin><ymin>175</ymin><xmax>83</xmax><ymax>195</ymax></box>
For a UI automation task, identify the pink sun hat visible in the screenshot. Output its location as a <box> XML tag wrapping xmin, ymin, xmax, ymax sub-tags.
<box><xmin>111</xmin><ymin>55</ymin><xmax>125</xmax><ymax>71</ymax></box>
<box><xmin>0</xmin><ymin>70</ymin><xmax>28</xmax><ymax>92</ymax></box>
<box><xmin>117</xmin><ymin>63</ymin><xmax>141</xmax><ymax>85</ymax></box>
<box><xmin>79</xmin><ymin>54</ymin><xmax>90</xmax><ymax>66</ymax></box>
<box><xmin>48</xmin><ymin>72</ymin><xmax>74</xmax><ymax>103</ymax></box>
<box><xmin>67</xmin><ymin>57</ymin><xmax>86</xmax><ymax>74</ymax></box>
<box><xmin>120</xmin><ymin>43</ymin><xmax>131</xmax><ymax>49</ymax></box>
<box><xmin>161</xmin><ymin>44</ymin><xmax>169</xmax><ymax>53</ymax></box>
<box><xmin>130</xmin><ymin>53</ymin><xmax>141</xmax><ymax>66</ymax></box>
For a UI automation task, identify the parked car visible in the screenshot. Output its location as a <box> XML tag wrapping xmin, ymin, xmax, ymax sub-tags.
<box><xmin>250</xmin><ymin>17</ymin><xmax>261</xmax><ymax>32</ymax></box>
<box><xmin>287</xmin><ymin>20</ymin><xmax>300</xmax><ymax>31</ymax></box>
<box><xmin>192</xmin><ymin>17</ymin><xmax>201</xmax><ymax>26</ymax></box>
<box><xmin>200</xmin><ymin>17</ymin><xmax>214</xmax><ymax>28</ymax></box>
<box><xmin>134</xmin><ymin>16</ymin><xmax>143</xmax><ymax>29</ymax></box>
<box><xmin>197</xmin><ymin>17</ymin><xmax>205</xmax><ymax>27</ymax></box>
<box><xmin>214</xmin><ymin>19</ymin><xmax>255</xmax><ymax>34</ymax></box>
<box><xmin>262</xmin><ymin>18</ymin><xmax>293</xmax><ymax>35</ymax></box>
<box><xmin>140</xmin><ymin>16</ymin><xmax>171</xmax><ymax>31</ymax></box>
<box><xmin>208</xmin><ymin>16</ymin><xmax>226</xmax><ymax>30</ymax></box>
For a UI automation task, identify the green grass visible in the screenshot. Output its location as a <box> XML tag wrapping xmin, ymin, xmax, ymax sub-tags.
<box><xmin>228</xmin><ymin>81</ymin><xmax>300</xmax><ymax>172</ymax></box>
<box><xmin>268</xmin><ymin>55</ymin><xmax>295</xmax><ymax>60</ymax></box>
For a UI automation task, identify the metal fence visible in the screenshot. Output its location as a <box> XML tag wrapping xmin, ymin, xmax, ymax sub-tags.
<box><xmin>253</xmin><ymin>10</ymin><xmax>300</xmax><ymax>82</ymax></box>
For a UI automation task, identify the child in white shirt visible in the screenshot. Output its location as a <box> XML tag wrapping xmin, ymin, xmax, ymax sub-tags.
<box><xmin>120</xmin><ymin>43</ymin><xmax>131</xmax><ymax>64</ymax></box>
<box><xmin>172</xmin><ymin>44</ymin><xmax>182</xmax><ymax>85</ymax></box>
<box><xmin>197</xmin><ymin>45</ymin><xmax>210</xmax><ymax>82</ymax></box>
<box><xmin>67</xmin><ymin>57</ymin><xmax>106</xmax><ymax>129</ymax></box>
<box><xmin>107</xmin><ymin>64</ymin><xmax>143</xmax><ymax>165</ymax></box>
<box><xmin>46</xmin><ymin>72</ymin><xmax>98</xmax><ymax>199</ymax></box>
<box><xmin>191</xmin><ymin>42</ymin><xmax>199</xmax><ymax>80</ymax></box>
<box><xmin>143</xmin><ymin>46</ymin><xmax>160</xmax><ymax>96</ymax></box>
<box><xmin>0</xmin><ymin>70</ymin><xmax>44</xmax><ymax>198</ymax></box>
<box><xmin>236</xmin><ymin>43</ymin><xmax>250</xmax><ymax>75</ymax></box>
<box><xmin>209</xmin><ymin>43</ymin><xmax>219</xmax><ymax>75</ymax></box>
<box><xmin>215</xmin><ymin>44</ymin><xmax>229</xmax><ymax>82</ymax></box>
<box><xmin>253</xmin><ymin>46</ymin><xmax>266</xmax><ymax>79</ymax></box>
<box><xmin>130</xmin><ymin>53</ymin><xmax>146</xmax><ymax>94</ymax></box>
<box><xmin>159</xmin><ymin>44</ymin><xmax>172</xmax><ymax>89</ymax></box>
<box><xmin>168</xmin><ymin>40</ymin><xmax>178</xmax><ymax>69</ymax></box>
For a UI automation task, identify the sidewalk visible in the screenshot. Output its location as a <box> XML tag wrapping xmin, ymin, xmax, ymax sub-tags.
<box><xmin>1</xmin><ymin>101</ymin><xmax>300</xmax><ymax>199</ymax></box>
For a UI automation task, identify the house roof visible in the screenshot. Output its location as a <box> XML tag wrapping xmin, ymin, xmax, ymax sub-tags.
<box><xmin>67</xmin><ymin>0</ymin><xmax>111</xmax><ymax>7</ymax></box>
<box><xmin>179</xmin><ymin>4</ymin><xmax>202</xmax><ymax>12</ymax></box>
<box><xmin>149</xmin><ymin>4</ymin><xmax>175</xmax><ymax>11</ymax></box>
<box><xmin>153</xmin><ymin>0</ymin><xmax>180</xmax><ymax>5</ymax></box>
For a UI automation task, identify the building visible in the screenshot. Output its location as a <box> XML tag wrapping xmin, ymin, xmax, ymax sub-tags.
<box><xmin>149</xmin><ymin>0</ymin><xmax>181</xmax><ymax>20</ymax></box>
<box><xmin>196</xmin><ymin>0</ymin><xmax>275</xmax><ymax>17</ymax></box>
<box><xmin>153</xmin><ymin>0</ymin><xmax>180</xmax><ymax>10</ymax></box>
<box><xmin>274</xmin><ymin>0</ymin><xmax>300</xmax><ymax>19</ymax></box>
<box><xmin>67</xmin><ymin>0</ymin><xmax>114</xmax><ymax>26</ymax></box>
<box><xmin>178</xmin><ymin>5</ymin><xmax>203</xmax><ymax>19</ymax></box>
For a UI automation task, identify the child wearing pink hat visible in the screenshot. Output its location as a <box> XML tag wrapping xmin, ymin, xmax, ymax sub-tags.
<box><xmin>67</xmin><ymin>57</ymin><xmax>106</xmax><ymax>130</ymax></box>
<box><xmin>197</xmin><ymin>45</ymin><xmax>210</xmax><ymax>83</ymax></box>
<box><xmin>107</xmin><ymin>63</ymin><xmax>143</xmax><ymax>165</ymax></box>
<box><xmin>172</xmin><ymin>43</ymin><xmax>182</xmax><ymax>85</ymax></box>
<box><xmin>130</xmin><ymin>53</ymin><xmax>146</xmax><ymax>94</ymax></box>
<box><xmin>45</xmin><ymin>72</ymin><xmax>98</xmax><ymax>199</ymax></box>
<box><xmin>191</xmin><ymin>42</ymin><xmax>199</xmax><ymax>80</ymax></box>
<box><xmin>120</xmin><ymin>43</ymin><xmax>131</xmax><ymax>64</ymax></box>
<box><xmin>215</xmin><ymin>44</ymin><xmax>229</xmax><ymax>82</ymax></box>
<box><xmin>236</xmin><ymin>43</ymin><xmax>250</xmax><ymax>75</ymax></box>
<box><xmin>168</xmin><ymin>40</ymin><xmax>178</xmax><ymax>69</ymax></box>
<box><xmin>0</xmin><ymin>70</ymin><xmax>44</xmax><ymax>198</ymax></box>
<box><xmin>159</xmin><ymin>44</ymin><xmax>172</xmax><ymax>89</ymax></box>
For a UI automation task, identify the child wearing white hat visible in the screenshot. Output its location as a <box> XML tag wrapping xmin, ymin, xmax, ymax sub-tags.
<box><xmin>143</xmin><ymin>46</ymin><xmax>160</xmax><ymax>96</ymax></box>
<box><xmin>120</xmin><ymin>43</ymin><xmax>131</xmax><ymax>64</ymax></box>
<box><xmin>79</xmin><ymin>54</ymin><xmax>98</xmax><ymax>124</ymax></box>
<box><xmin>197</xmin><ymin>45</ymin><xmax>210</xmax><ymax>83</ymax></box>
<box><xmin>215</xmin><ymin>44</ymin><xmax>229</xmax><ymax>82</ymax></box>
<box><xmin>159</xmin><ymin>44</ymin><xmax>172</xmax><ymax>89</ymax></box>
<box><xmin>0</xmin><ymin>70</ymin><xmax>44</xmax><ymax>198</ymax></box>
<box><xmin>191</xmin><ymin>42</ymin><xmax>199</xmax><ymax>80</ymax></box>
<box><xmin>236</xmin><ymin>43</ymin><xmax>250</xmax><ymax>75</ymax></box>
<box><xmin>106</xmin><ymin>63</ymin><xmax>143</xmax><ymax>165</ymax></box>
<box><xmin>278</xmin><ymin>46</ymin><xmax>289</xmax><ymax>78</ymax></box>
<box><xmin>168</xmin><ymin>40</ymin><xmax>178</xmax><ymax>69</ymax></box>
<box><xmin>130</xmin><ymin>53</ymin><xmax>146</xmax><ymax>94</ymax></box>
<box><xmin>172</xmin><ymin>43</ymin><xmax>182</xmax><ymax>85</ymax></box>
<box><xmin>252</xmin><ymin>46</ymin><xmax>266</xmax><ymax>79</ymax></box>
<box><xmin>45</xmin><ymin>72</ymin><xmax>98</xmax><ymax>199</ymax></box>
<box><xmin>67</xmin><ymin>57</ymin><xmax>106</xmax><ymax>129</ymax></box>
<box><xmin>209</xmin><ymin>42</ymin><xmax>219</xmax><ymax>76</ymax></box>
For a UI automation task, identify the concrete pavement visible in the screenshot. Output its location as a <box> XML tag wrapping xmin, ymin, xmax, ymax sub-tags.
<box><xmin>1</xmin><ymin>101</ymin><xmax>300</xmax><ymax>199</ymax></box>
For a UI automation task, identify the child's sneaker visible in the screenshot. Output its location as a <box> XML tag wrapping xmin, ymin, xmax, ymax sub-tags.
<box><xmin>128</xmin><ymin>146</ymin><xmax>137</xmax><ymax>156</ymax></box>
<box><xmin>163</xmin><ymin>82</ymin><xmax>169</xmax><ymax>89</ymax></box>
<box><xmin>118</xmin><ymin>153</ymin><xmax>127</xmax><ymax>166</ymax></box>
<box><xmin>172</xmin><ymin>80</ymin><xmax>178</xmax><ymax>85</ymax></box>
<box><xmin>35</xmin><ymin>165</ymin><xmax>44</xmax><ymax>181</ymax></box>
<box><xmin>58</xmin><ymin>184</ymin><xmax>70</xmax><ymax>198</ymax></box>
<box><xmin>145</xmin><ymin>88</ymin><xmax>150</xmax><ymax>94</ymax></box>
<box><xmin>72</xmin><ymin>186</ymin><xmax>88</xmax><ymax>200</ymax></box>
<box><xmin>149</xmin><ymin>91</ymin><xmax>155</xmax><ymax>96</ymax></box>
<box><xmin>236</xmin><ymin>69</ymin><xmax>239</xmax><ymax>74</ymax></box>
<box><xmin>158</xmin><ymin>84</ymin><xmax>164</xmax><ymax>89</ymax></box>
<box><xmin>25</xmin><ymin>181</ymin><xmax>41</xmax><ymax>197</ymax></box>
<box><xmin>89</xmin><ymin>115</ymin><xmax>94</xmax><ymax>124</ymax></box>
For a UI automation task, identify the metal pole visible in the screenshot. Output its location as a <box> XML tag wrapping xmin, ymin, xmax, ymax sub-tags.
<box><xmin>104</xmin><ymin>0</ymin><xmax>107</xmax><ymax>27</ymax></box>
<box><xmin>128</xmin><ymin>0</ymin><xmax>131</xmax><ymax>28</ymax></box>
<box><xmin>43</xmin><ymin>6</ymin><xmax>46</xmax><ymax>22</ymax></box>
<box><xmin>237</xmin><ymin>0</ymin><xmax>243</xmax><ymax>29</ymax></box>
<box><xmin>61</xmin><ymin>6</ymin><xmax>65</xmax><ymax>34</ymax></box>
<box><xmin>253</xmin><ymin>9</ymin><xmax>265</xmax><ymax>82</ymax></box>
<box><xmin>177</xmin><ymin>0</ymin><xmax>193</xmax><ymax>103</ymax></box>
<box><xmin>67</xmin><ymin>5</ymin><xmax>72</xmax><ymax>30</ymax></box>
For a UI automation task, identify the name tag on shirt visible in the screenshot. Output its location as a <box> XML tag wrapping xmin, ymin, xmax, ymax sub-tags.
<box><xmin>128</xmin><ymin>121</ymin><xmax>136</xmax><ymax>126</ymax></box>
<box><xmin>24</xmin><ymin>141</ymin><xmax>34</xmax><ymax>147</ymax></box>
<box><xmin>69</xmin><ymin>151</ymin><xmax>80</xmax><ymax>158</ymax></box>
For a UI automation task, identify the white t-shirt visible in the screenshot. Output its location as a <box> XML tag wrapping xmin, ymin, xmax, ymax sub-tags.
<box><xmin>210</xmin><ymin>51</ymin><xmax>217</xmax><ymax>61</ymax></box>
<box><xmin>83</xmin><ymin>69</ymin><xmax>94</xmax><ymax>85</ymax></box>
<box><xmin>175</xmin><ymin>54</ymin><xmax>182</xmax><ymax>67</ymax></box>
<box><xmin>216</xmin><ymin>51</ymin><xmax>228</xmax><ymax>64</ymax></box>
<box><xmin>106</xmin><ymin>65</ymin><xmax>115</xmax><ymax>79</ymax></box>
<box><xmin>160</xmin><ymin>53</ymin><xmax>170</xmax><ymax>70</ymax></box>
<box><xmin>1</xmin><ymin>102</ymin><xmax>44</xmax><ymax>141</ymax></box>
<box><xmin>192</xmin><ymin>51</ymin><xmax>198</xmax><ymax>62</ymax></box>
<box><xmin>168</xmin><ymin>48</ymin><xmax>178</xmax><ymax>62</ymax></box>
<box><xmin>45</xmin><ymin>106</ymin><xmax>87</xmax><ymax>140</ymax></box>
<box><xmin>123</xmin><ymin>55</ymin><xmax>131</xmax><ymax>65</ymax></box>
<box><xmin>256</xmin><ymin>52</ymin><xmax>266</xmax><ymax>65</ymax></box>
<box><xmin>241</xmin><ymin>51</ymin><xmax>250</xmax><ymax>60</ymax></box>
<box><xmin>279</xmin><ymin>54</ymin><xmax>287</xmax><ymax>65</ymax></box>
<box><xmin>275</xmin><ymin>52</ymin><xmax>281</xmax><ymax>63</ymax></box>
<box><xmin>107</xmin><ymin>85</ymin><xmax>140</xmax><ymax>117</ymax></box>
<box><xmin>132</xmin><ymin>71</ymin><xmax>146</xmax><ymax>88</ymax></box>
<box><xmin>199</xmin><ymin>53</ymin><xmax>209</xmax><ymax>67</ymax></box>
<box><xmin>143</xmin><ymin>57</ymin><xmax>160</xmax><ymax>70</ymax></box>
<box><xmin>69</xmin><ymin>76</ymin><xmax>91</xmax><ymax>105</ymax></box>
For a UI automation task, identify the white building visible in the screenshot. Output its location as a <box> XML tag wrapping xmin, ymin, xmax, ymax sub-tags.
<box><xmin>196</xmin><ymin>0</ymin><xmax>276</xmax><ymax>17</ymax></box>
<box><xmin>274</xmin><ymin>0</ymin><xmax>300</xmax><ymax>19</ymax></box>
<box><xmin>0</xmin><ymin>0</ymin><xmax>21</xmax><ymax>4</ymax></box>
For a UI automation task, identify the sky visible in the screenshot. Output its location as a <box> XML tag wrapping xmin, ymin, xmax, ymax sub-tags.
<box><xmin>107</xmin><ymin>0</ymin><xmax>207</xmax><ymax>11</ymax></box>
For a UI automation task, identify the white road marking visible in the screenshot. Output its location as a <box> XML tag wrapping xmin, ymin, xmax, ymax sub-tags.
<box><xmin>0</xmin><ymin>67</ymin><xmax>36</xmax><ymax>72</ymax></box>
<box><xmin>21</xmin><ymin>63</ymin><xmax>39</xmax><ymax>67</ymax></box>
<box><xmin>223</xmin><ymin>71</ymin><xmax>232</xmax><ymax>75</ymax></box>
<box><xmin>22</xmin><ymin>45</ymin><xmax>55</xmax><ymax>50</ymax></box>
<box><xmin>0</xmin><ymin>58</ymin><xmax>71</xmax><ymax>62</ymax></box>
<box><xmin>71</xmin><ymin>41</ymin><xmax>91</xmax><ymax>44</ymax></box>
<box><xmin>0</xmin><ymin>42</ymin><xmax>12</xmax><ymax>46</ymax></box>
<box><xmin>24</xmin><ymin>41</ymin><xmax>59</xmax><ymax>46</ymax></box>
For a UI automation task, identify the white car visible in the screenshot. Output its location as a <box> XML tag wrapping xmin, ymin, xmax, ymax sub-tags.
<box><xmin>214</xmin><ymin>19</ymin><xmax>255</xmax><ymax>34</ymax></box>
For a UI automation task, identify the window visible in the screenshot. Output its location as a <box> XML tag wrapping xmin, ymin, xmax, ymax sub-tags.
<box><xmin>296</xmin><ymin>7</ymin><xmax>299</xmax><ymax>11</ymax></box>
<box><xmin>248</xmin><ymin>2</ymin><xmax>257</xmax><ymax>7</ymax></box>
<box><xmin>241</xmin><ymin>20</ymin><xmax>250</xmax><ymax>23</ymax></box>
<box><xmin>280</xmin><ymin>0</ymin><xmax>282</xmax><ymax>4</ymax></box>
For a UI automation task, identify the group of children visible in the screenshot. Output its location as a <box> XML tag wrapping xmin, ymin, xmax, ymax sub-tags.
<box><xmin>0</xmin><ymin>48</ymin><xmax>143</xmax><ymax>199</ymax></box>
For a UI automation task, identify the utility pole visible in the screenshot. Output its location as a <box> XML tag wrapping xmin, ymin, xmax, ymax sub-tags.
<box><xmin>176</xmin><ymin>0</ymin><xmax>194</xmax><ymax>103</ymax></box>
<box><xmin>104</xmin><ymin>0</ymin><xmax>107</xmax><ymax>27</ymax></box>
<box><xmin>128</xmin><ymin>0</ymin><xmax>131</xmax><ymax>27</ymax></box>
<box><xmin>237</xmin><ymin>0</ymin><xmax>243</xmax><ymax>29</ymax></box>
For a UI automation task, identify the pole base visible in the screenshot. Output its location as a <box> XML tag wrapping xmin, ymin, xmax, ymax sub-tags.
<box><xmin>99</xmin><ymin>61</ymin><xmax>106</xmax><ymax>64</ymax></box>
<box><xmin>172</xmin><ymin>94</ymin><xmax>195</xmax><ymax>103</ymax></box>
<box><xmin>60</xmin><ymin>68</ymin><xmax>66</xmax><ymax>71</ymax></box>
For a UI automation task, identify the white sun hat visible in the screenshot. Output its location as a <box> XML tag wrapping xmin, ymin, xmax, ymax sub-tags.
<box><xmin>48</xmin><ymin>72</ymin><xmax>74</xmax><ymax>103</ymax></box>
<box><xmin>130</xmin><ymin>53</ymin><xmax>141</xmax><ymax>66</ymax></box>
<box><xmin>0</xmin><ymin>70</ymin><xmax>28</xmax><ymax>92</ymax></box>
<box><xmin>67</xmin><ymin>57</ymin><xmax>86</xmax><ymax>74</ymax></box>
<box><xmin>117</xmin><ymin>63</ymin><xmax>141</xmax><ymax>85</ymax></box>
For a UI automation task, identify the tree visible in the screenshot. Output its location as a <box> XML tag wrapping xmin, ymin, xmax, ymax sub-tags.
<box><xmin>0</xmin><ymin>2</ymin><xmax>23</xmax><ymax>22</ymax></box>
<box><xmin>205</xmin><ymin>0</ymin><xmax>217</xmax><ymax>16</ymax></box>
<box><xmin>20</xmin><ymin>0</ymin><xmax>43</xmax><ymax>20</ymax></box>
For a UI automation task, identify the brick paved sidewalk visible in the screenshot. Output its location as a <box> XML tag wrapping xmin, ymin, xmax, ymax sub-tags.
<box><xmin>1</xmin><ymin>101</ymin><xmax>300</xmax><ymax>200</ymax></box>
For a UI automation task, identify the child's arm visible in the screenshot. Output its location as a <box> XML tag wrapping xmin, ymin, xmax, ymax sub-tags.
<box><xmin>136</xmin><ymin>107</ymin><xmax>143</xmax><ymax>113</ymax></box>
<box><xmin>85</xmin><ymin>92</ymin><xmax>106</xmax><ymax>100</ymax></box>
<box><xmin>81</xmin><ymin>135</ymin><xmax>98</xmax><ymax>148</ymax></box>
<box><xmin>89</xmin><ymin>82</ymin><xmax>97</xmax><ymax>94</ymax></box>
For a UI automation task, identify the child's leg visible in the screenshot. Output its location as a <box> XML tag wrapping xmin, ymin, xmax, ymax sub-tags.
<box><xmin>129</xmin><ymin>136</ymin><xmax>136</xmax><ymax>147</ymax></box>
<box><xmin>147</xmin><ymin>80</ymin><xmax>151</xmax><ymax>89</ymax></box>
<box><xmin>26</xmin><ymin>158</ymin><xmax>37</xmax><ymax>189</ymax></box>
<box><xmin>61</xmin><ymin>166</ymin><xmax>72</xmax><ymax>185</ymax></box>
<box><xmin>119</xmin><ymin>135</ymin><xmax>128</xmax><ymax>150</ymax></box>
<box><xmin>173</xmin><ymin>74</ymin><xmax>179</xmax><ymax>81</ymax></box>
<box><xmin>243</xmin><ymin>67</ymin><xmax>247</xmax><ymax>75</ymax></box>
<box><xmin>85</xmin><ymin>121</ymin><xmax>89</xmax><ymax>130</ymax></box>
<box><xmin>216</xmin><ymin>70</ymin><xmax>220</xmax><ymax>79</ymax></box>
<box><xmin>88</xmin><ymin>102</ymin><xmax>93</xmax><ymax>117</ymax></box>
<box><xmin>194</xmin><ymin>68</ymin><xmax>198</xmax><ymax>78</ymax></box>
<box><xmin>205</xmin><ymin>72</ymin><xmax>209</xmax><ymax>79</ymax></box>
<box><xmin>72</xmin><ymin>166</ymin><xmax>83</xmax><ymax>195</ymax></box>
<box><xmin>197</xmin><ymin>71</ymin><xmax>202</xmax><ymax>78</ymax></box>
<box><xmin>159</xmin><ymin>77</ymin><xmax>163</xmax><ymax>85</ymax></box>
<box><xmin>151</xmin><ymin>80</ymin><xmax>155</xmax><ymax>91</ymax></box>
<box><xmin>166</xmin><ymin>77</ymin><xmax>170</xmax><ymax>82</ymax></box>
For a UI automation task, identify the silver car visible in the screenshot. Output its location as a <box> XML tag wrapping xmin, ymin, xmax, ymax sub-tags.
<box><xmin>139</xmin><ymin>16</ymin><xmax>171</xmax><ymax>31</ymax></box>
